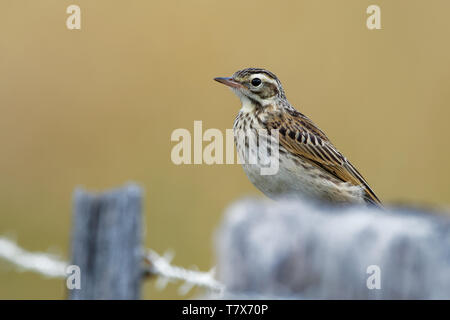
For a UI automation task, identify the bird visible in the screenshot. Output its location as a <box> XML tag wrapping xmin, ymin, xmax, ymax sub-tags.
<box><xmin>214</xmin><ymin>68</ymin><xmax>381</xmax><ymax>206</ymax></box>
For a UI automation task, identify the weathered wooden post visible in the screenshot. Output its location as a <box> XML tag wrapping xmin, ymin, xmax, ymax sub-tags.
<box><xmin>69</xmin><ymin>183</ymin><xmax>143</xmax><ymax>299</ymax></box>
<box><xmin>215</xmin><ymin>199</ymin><xmax>450</xmax><ymax>299</ymax></box>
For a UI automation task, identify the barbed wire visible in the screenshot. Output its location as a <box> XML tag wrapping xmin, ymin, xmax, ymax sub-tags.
<box><xmin>0</xmin><ymin>236</ymin><xmax>224</xmax><ymax>295</ymax></box>
<box><xmin>144</xmin><ymin>250</ymin><xmax>224</xmax><ymax>295</ymax></box>
<box><xmin>0</xmin><ymin>237</ymin><xmax>67</xmax><ymax>278</ymax></box>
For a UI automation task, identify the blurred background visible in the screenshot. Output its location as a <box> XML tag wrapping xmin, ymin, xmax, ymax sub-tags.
<box><xmin>1</xmin><ymin>0</ymin><xmax>449</xmax><ymax>299</ymax></box>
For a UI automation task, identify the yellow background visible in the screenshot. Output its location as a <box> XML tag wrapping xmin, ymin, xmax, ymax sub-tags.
<box><xmin>1</xmin><ymin>0</ymin><xmax>449</xmax><ymax>299</ymax></box>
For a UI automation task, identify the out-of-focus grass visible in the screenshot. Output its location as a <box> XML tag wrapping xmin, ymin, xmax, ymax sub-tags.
<box><xmin>0</xmin><ymin>0</ymin><xmax>450</xmax><ymax>299</ymax></box>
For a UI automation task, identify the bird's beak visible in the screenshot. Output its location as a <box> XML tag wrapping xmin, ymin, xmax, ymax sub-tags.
<box><xmin>214</xmin><ymin>77</ymin><xmax>244</xmax><ymax>89</ymax></box>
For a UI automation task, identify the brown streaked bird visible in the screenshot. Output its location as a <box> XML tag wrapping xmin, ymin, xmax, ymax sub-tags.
<box><xmin>214</xmin><ymin>68</ymin><xmax>381</xmax><ymax>206</ymax></box>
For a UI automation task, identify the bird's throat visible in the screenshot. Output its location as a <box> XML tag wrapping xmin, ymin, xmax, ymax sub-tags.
<box><xmin>239</xmin><ymin>96</ymin><xmax>255</xmax><ymax>113</ymax></box>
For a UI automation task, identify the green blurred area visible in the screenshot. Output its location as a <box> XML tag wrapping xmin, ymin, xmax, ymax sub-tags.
<box><xmin>1</xmin><ymin>0</ymin><xmax>450</xmax><ymax>299</ymax></box>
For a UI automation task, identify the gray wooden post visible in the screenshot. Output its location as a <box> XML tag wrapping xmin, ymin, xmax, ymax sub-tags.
<box><xmin>69</xmin><ymin>183</ymin><xmax>143</xmax><ymax>300</ymax></box>
<box><xmin>215</xmin><ymin>199</ymin><xmax>450</xmax><ymax>299</ymax></box>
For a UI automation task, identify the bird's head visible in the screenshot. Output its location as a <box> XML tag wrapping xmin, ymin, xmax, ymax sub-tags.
<box><xmin>214</xmin><ymin>68</ymin><xmax>286</xmax><ymax>108</ymax></box>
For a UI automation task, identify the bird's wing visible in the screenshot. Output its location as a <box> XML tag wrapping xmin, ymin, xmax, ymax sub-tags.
<box><xmin>266</xmin><ymin>110</ymin><xmax>381</xmax><ymax>206</ymax></box>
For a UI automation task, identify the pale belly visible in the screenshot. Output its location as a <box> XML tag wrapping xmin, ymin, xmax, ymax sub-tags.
<box><xmin>241</xmin><ymin>158</ymin><xmax>365</xmax><ymax>204</ymax></box>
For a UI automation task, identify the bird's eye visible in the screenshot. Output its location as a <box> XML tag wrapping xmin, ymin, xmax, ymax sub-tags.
<box><xmin>251</xmin><ymin>78</ymin><xmax>262</xmax><ymax>87</ymax></box>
